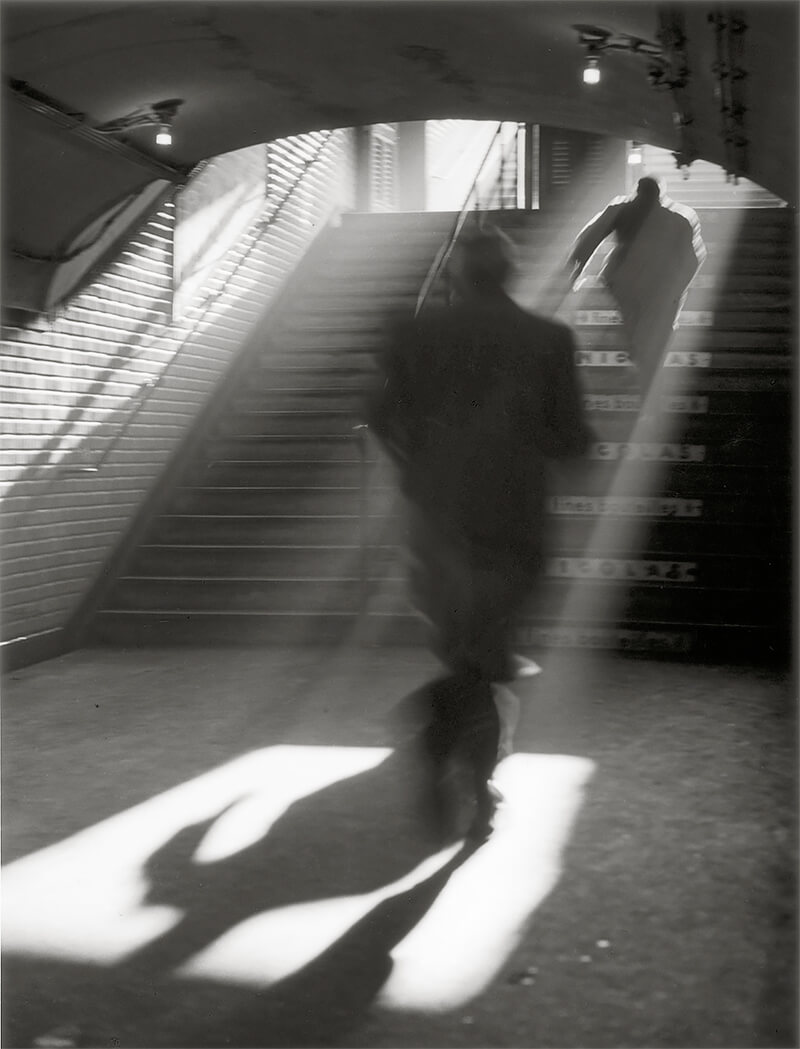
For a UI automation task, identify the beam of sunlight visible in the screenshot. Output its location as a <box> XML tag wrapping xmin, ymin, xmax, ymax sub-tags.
<box><xmin>537</xmin><ymin>205</ymin><xmax>749</xmax><ymax>653</ymax></box>
<box><xmin>377</xmin><ymin>752</ymin><xmax>595</xmax><ymax>1011</ymax></box>
<box><xmin>3</xmin><ymin>745</ymin><xmax>593</xmax><ymax>1013</ymax></box>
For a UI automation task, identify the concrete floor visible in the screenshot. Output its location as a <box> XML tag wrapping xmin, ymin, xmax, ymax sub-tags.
<box><xmin>2</xmin><ymin>643</ymin><xmax>796</xmax><ymax>1049</ymax></box>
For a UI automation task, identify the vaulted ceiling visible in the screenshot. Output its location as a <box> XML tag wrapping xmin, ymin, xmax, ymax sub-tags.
<box><xmin>2</xmin><ymin>1</ymin><xmax>797</xmax><ymax>312</ymax></box>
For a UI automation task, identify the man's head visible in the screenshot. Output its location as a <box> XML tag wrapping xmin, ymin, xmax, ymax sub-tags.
<box><xmin>635</xmin><ymin>176</ymin><xmax>664</xmax><ymax>205</ymax></box>
<box><xmin>447</xmin><ymin>225</ymin><xmax>516</xmax><ymax>296</ymax></box>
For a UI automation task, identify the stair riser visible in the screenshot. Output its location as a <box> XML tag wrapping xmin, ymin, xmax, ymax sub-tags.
<box><xmin>189</xmin><ymin>458</ymin><xmax>788</xmax><ymax>500</ymax></box>
<box><xmin>281</xmin><ymin>294</ymin><xmax>419</xmax><ymax>315</ymax></box>
<box><xmin>205</xmin><ymin>436</ymin><xmax>364</xmax><ymax>461</ymax></box>
<box><xmin>231</xmin><ymin>387</ymin><xmax>789</xmax><ymax>418</ymax></box>
<box><xmin>107</xmin><ymin>575</ymin><xmax>785</xmax><ymax>630</ymax></box>
<box><xmin>575</xmin><ymin>330</ymin><xmax>791</xmax><ymax>351</ymax></box>
<box><xmin>128</xmin><ymin>542</ymin><xmax>786</xmax><ymax>591</ymax></box>
<box><xmin>256</xmin><ymin>348</ymin><xmax>379</xmax><ymax>370</ymax></box>
<box><xmin>144</xmin><ymin>520</ymin><xmax>788</xmax><ymax>563</ymax></box>
<box><xmin>92</xmin><ymin>612</ymin><xmax>360</xmax><ymax>647</ymax></box>
<box><xmin>192</xmin><ymin>461</ymin><xmax>371</xmax><ymax>486</ymax></box>
<box><xmin>148</xmin><ymin>516</ymin><xmax>364</xmax><ymax>545</ymax></box>
<box><xmin>571</xmin><ymin>297</ymin><xmax>792</xmax><ymax>325</ymax></box>
<box><xmin>169</xmin><ymin>486</ymin><xmax>394</xmax><ymax>516</ymax></box>
<box><xmin>163</xmin><ymin>482</ymin><xmax>789</xmax><ymax>537</ymax></box>
<box><xmin>109</xmin><ymin>577</ymin><xmax>368</xmax><ymax>613</ymax></box>
<box><xmin>202</xmin><ymin>434</ymin><xmax>789</xmax><ymax>470</ymax></box>
<box><xmin>216</xmin><ymin>412</ymin><xmax>364</xmax><ymax>437</ymax></box>
<box><xmin>132</xmin><ymin>545</ymin><xmax>395</xmax><ymax>578</ymax></box>
<box><xmin>90</xmin><ymin>610</ymin><xmax>788</xmax><ymax>662</ymax></box>
<box><xmin>584</xmin><ymin>391</ymin><xmax>791</xmax><ymax>416</ymax></box>
<box><xmin>574</xmin><ymin>367</ymin><xmax>792</xmax><ymax>395</ymax></box>
<box><xmin>213</xmin><ymin>409</ymin><xmax>791</xmax><ymax>448</ymax></box>
<box><xmin>239</xmin><ymin>379</ymin><xmax>796</xmax><ymax>407</ymax></box>
<box><xmin>231</xmin><ymin>390</ymin><xmax>365</xmax><ymax>412</ymax></box>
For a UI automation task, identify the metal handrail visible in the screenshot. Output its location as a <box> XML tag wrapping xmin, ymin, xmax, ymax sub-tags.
<box><xmin>414</xmin><ymin>122</ymin><xmax>520</xmax><ymax>317</ymax></box>
<box><xmin>58</xmin><ymin>131</ymin><xmax>338</xmax><ymax>475</ymax></box>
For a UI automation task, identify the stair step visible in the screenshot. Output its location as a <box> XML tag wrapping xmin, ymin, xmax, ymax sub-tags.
<box><xmin>216</xmin><ymin>410</ymin><xmax>364</xmax><ymax>437</ymax></box>
<box><xmin>149</xmin><ymin>514</ymin><xmax>366</xmax><ymax>545</ymax></box>
<box><xmin>256</xmin><ymin>348</ymin><xmax>379</xmax><ymax>371</ymax></box>
<box><xmin>572</xmin><ymin>296</ymin><xmax>792</xmax><ymax>325</ymax></box>
<box><xmin>206</xmin><ymin>434</ymin><xmax>365</xmax><ymax>461</ymax></box>
<box><xmin>545</xmin><ymin>489</ymin><xmax>788</xmax><ymax>527</ymax></box>
<box><xmin>193</xmin><ymin>460</ymin><xmax>376</xmax><ymax>486</ymax></box>
<box><xmin>584</xmin><ymin>388</ymin><xmax>791</xmax><ymax>417</ymax></box>
<box><xmin>108</xmin><ymin>576</ymin><xmax>371</xmax><ymax>613</ymax></box>
<box><xmin>96</xmin><ymin>201</ymin><xmax>793</xmax><ymax>653</ymax></box>
<box><xmin>545</xmin><ymin>520</ymin><xmax>789</xmax><ymax>557</ymax></box>
<box><xmin>202</xmin><ymin>433</ymin><xmax>789</xmax><ymax>469</ymax></box>
<box><xmin>170</xmin><ymin>484</ymin><xmax>394</xmax><ymax>515</ymax></box>
<box><xmin>232</xmin><ymin>390</ymin><xmax>365</xmax><ymax>412</ymax></box>
<box><xmin>106</xmin><ymin>570</ymin><xmax>785</xmax><ymax>625</ymax></box>
<box><xmin>90</xmin><ymin>609</ymin><xmax>788</xmax><ymax>662</ymax></box>
<box><xmin>133</xmin><ymin>544</ymin><xmax>395</xmax><ymax>577</ymax></box>
<box><xmin>92</xmin><ymin>610</ymin><xmax>362</xmax><ymax>646</ymax></box>
<box><xmin>574</xmin><ymin>365</ymin><xmax>792</xmax><ymax>396</ymax></box>
<box><xmin>575</xmin><ymin>328</ymin><xmax>792</xmax><ymax>351</ymax></box>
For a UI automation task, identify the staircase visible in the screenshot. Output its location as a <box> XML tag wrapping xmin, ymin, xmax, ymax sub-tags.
<box><xmin>93</xmin><ymin>204</ymin><xmax>794</xmax><ymax>662</ymax></box>
<box><xmin>639</xmin><ymin>144</ymin><xmax>786</xmax><ymax>209</ymax></box>
<box><xmin>92</xmin><ymin>212</ymin><xmax>453</xmax><ymax>646</ymax></box>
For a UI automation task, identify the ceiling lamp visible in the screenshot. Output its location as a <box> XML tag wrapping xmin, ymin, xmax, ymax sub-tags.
<box><xmin>95</xmin><ymin>98</ymin><xmax>183</xmax><ymax>148</ymax></box>
<box><xmin>573</xmin><ymin>24</ymin><xmax>667</xmax><ymax>86</ymax></box>
<box><xmin>583</xmin><ymin>54</ymin><xmax>601</xmax><ymax>85</ymax></box>
<box><xmin>152</xmin><ymin>99</ymin><xmax>181</xmax><ymax>147</ymax></box>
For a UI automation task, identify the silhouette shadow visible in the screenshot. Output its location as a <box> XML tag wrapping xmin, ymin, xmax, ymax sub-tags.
<box><xmin>182</xmin><ymin>841</ymin><xmax>476</xmax><ymax>1048</ymax></box>
<box><xmin>4</xmin><ymin>838</ymin><xmax>475</xmax><ymax>1048</ymax></box>
<box><xmin>5</xmin><ymin>721</ymin><xmax>484</xmax><ymax>1047</ymax></box>
<box><xmin>121</xmin><ymin>733</ymin><xmax>449</xmax><ymax>979</ymax></box>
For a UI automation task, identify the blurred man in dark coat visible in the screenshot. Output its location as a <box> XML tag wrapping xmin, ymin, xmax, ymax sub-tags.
<box><xmin>568</xmin><ymin>175</ymin><xmax>706</xmax><ymax>396</ymax></box>
<box><xmin>368</xmin><ymin>226</ymin><xmax>591</xmax><ymax>840</ymax></box>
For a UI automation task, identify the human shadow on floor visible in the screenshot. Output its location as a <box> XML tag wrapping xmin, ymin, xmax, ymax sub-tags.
<box><xmin>120</xmin><ymin>733</ymin><xmax>449</xmax><ymax>979</ymax></box>
<box><xmin>179</xmin><ymin>840</ymin><xmax>475</xmax><ymax>1047</ymax></box>
<box><xmin>6</xmin><ymin>727</ymin><xmax>482</xmax><ymax>1046</ymax></box>
<box><xmin>4</xmin><ymin>839</ymin><xmax>475</xmax><ymax>1048</ymax></box>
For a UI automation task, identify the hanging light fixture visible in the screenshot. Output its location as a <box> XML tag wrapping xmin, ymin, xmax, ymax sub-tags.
<box><xmin>573</xmin><ymin>25</ymin><xmax>611</xmax><ymax>86</ymax></box>
<box><xmin>573</xmin><ymin>24</ymin><xmax>668</xmax><ymax>87</ymax></box>
<box><xmin>95</xmin><ymin>98</ymin><xmax>183</xmax><ymax>148</ymax></box>
<box><xmin>583</xmin><ymin>53</ymin><xmax>601</xmax><ymax>85</ymax></box>
<box><xmin>152</xmin><ymin>99</ymin><xmax>182</xmax><ymax>147</ymax></box>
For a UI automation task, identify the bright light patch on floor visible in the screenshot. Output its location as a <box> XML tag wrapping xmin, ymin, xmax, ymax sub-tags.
<box><xmin>177</xmin><ymin>842</ymin><xmax>463</xmax><ymax>986</ymax></box>
<box><xmin>378</xmin><ymin>753</ymin><xmax>594</xmax><ymax>1010</ymax></box>
<box><xmin>2</xmin><ymin>745</ymin><xmax>389</xmax><ymax>963</ymax></box>
<box><xmin>3</xmin><ymin>746</ymin><xmax>593</xmax><ymax>1012</ymax></box>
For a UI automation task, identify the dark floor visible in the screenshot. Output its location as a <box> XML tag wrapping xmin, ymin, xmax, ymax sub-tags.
<box><xmin>2</xmin><ymin>643</ymin><xmax>797</xmax><ymax>1049</ymax></box>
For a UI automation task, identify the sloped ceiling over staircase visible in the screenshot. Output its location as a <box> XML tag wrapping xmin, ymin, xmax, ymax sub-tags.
<box><xmin>2</xmin><ymin>0</ymin><xmax>797</xmax><ymax>312</ymax></box>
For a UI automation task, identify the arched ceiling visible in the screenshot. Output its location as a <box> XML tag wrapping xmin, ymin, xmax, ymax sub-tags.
<box><xmin>2</xmin><ymin>1</ymin><xmax>797</xmax><ymax>311</ymax></box>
